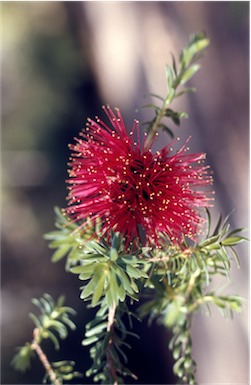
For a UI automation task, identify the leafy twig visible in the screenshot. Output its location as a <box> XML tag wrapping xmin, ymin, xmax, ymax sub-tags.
<box><xmin>12</xmin><ymin>294</ymin><xmax>79</xmax><ymax>384</ymax></box>
<box><xmin>106</xmin><ymin>304</ymin><xmax>118</xmax><ymax>385</ymax></box>
<box><xmin>31</xmin><ymin>328</ymin><xmax>62</xmax><ymax>385</ymax></box>
<box><xmin>144</xmin><ymin>33</ymin><xmax>209</xmax><ymax>150</ymax></box>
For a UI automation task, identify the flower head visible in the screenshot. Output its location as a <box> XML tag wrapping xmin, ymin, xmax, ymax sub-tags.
<box><xmin>66</xmin><ymin>106</ymin><xmax>213</xmax><ymax>246</ymax></box>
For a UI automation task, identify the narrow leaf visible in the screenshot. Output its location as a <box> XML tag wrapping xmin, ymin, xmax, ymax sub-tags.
<box><xmin>180</xmin><ymin>64</ymin><xmax>200</xmax><ymax>84</ymax></box>
<box><xmin>81</xmin><ymin>275</ymin><xmax>101</xmax><ymax>300</ymax></box>
<box><xmin>82</xmin><ymin>335</ymin><xmax>99</xmax><ymax>346</ymax></box>
<box><xmin>91</xmin><ymin>275</ymin><xmax>106</xmax><ymax>307</ymax></box>
<box><xmin>85</xmin><ymin>322</ymin><xmax>107</xmax><ymax>338</ymax></box>
<box><xmin>51</xmin><ymin>246</ymin><xmax>70</xmax><ymax>263</ymax></box>
<box><xmin>221</xmin><ymin>236</ymin><xmax>246</xmax><ymax>246</ymax></box>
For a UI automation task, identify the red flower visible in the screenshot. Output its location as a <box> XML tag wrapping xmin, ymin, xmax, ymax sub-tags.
<box><xmin>66</xmin><ymin>106</ymin><xmax>213</xmax><ymax>246</ymax></box>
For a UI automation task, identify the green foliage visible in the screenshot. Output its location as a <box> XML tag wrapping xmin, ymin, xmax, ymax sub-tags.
<box><xmin>12</xmin><ymin>294</ymin><xmax>79</xmax><ymax>384</ymax></box>
<box><xmin>65</xmin><ymin>230</ymin><xmax>147</xmax><ymax>383</ymax></box>
<box><xmin>169</xmin><ymin>321</ymin><xmax>196</xmax><ymax>384</ymax></box>
<box><xmin>70</xmin><ymin>232</ymin><xmax>149</xmax><ymax>308</ymax></box>
<box><xmin>83</xmin><ymin>303</ymin><xmax>138</xmax><ymax>384</ymax></box>
<box><xmin>44</xmin><ymin>207</ymin><xmax>97</xmax><ymax>271</ymax></box>
<box><xmin>44</xmin><ymin>361</ymin><xmax>82</xmax><ymax>383</ymax></box>
<box><xmin>14</xmin><ymin>32</ymin><xmax>247</xmax><ymax>385</ymax></box>
<box><xmin>29</xmin><ymin>293</ymin><xmax>76</xmax><ymax>350</ymax></box>
<box><xmin>143</xmin><ymin>32</ymin><xmax>209</xmax><ymax>143</ymax></box>
<box><xmin>45</xmin><ymin>215</ymin><xmax>149</xmax><ymax>383</ymax></box>
<box><xmin>44</xmin><ymin>205</ymin><xmax>245</xmax><ymax>384</ymax></box>
<box><xmin>138</xmin><ymin>211</ymin><xmax>246</xmax><ymax>382</ymax></box>
<box><xmin>12</xmin><ymin>343</ymin><xmax>35</xmax><ymax>373</ymax></box>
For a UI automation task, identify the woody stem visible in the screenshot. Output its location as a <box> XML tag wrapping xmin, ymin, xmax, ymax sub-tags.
<box><xmin>107</xmin><ymin>303</ymin><xmax>118</xmax><ymax>385</ymax></box>
<box><xmin>31</xmin><ymin>328</ymin><xmax>61</xmax><ymax>385</ymax></box>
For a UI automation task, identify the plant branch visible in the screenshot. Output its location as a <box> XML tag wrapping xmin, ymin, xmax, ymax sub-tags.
<box><xmin>107</xmin><ymin>302</ymin><xmax>117</xmax><ymax>332</ymax></box>
<box><xmin>144</xmin><ymin>105</ymin><xmax>168</xmax><ymax>151</ymax></box>
<box><xmin>144</xmin><ymin>34</ymin><xmax>209</xmax><ymax>152</ymax></box>
<box><xmin>31</xmin><ymin>328</ymin><xmax>62</xmax><ymax>385</ymax></box>
<box><xmin>106</xmin><ymin>303</ymin><xmax>118</xmax><ymax>385</ymax></box>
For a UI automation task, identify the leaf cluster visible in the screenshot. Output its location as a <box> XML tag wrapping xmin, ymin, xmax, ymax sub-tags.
<box><xmin>44</xmin><ymin>207</ymin><xmax>97</xmax><ymax>271</ymax></box>
<box><xmin>138</xmin><ymin>211</ymin><xmax>246</xmax><ymax>382</ymax></box>
<box><xmin>16</xmin><ymin>33</ymin><xmax>247</xmax><ymax>385</ymax></box>
<box><xmin>71</xmin><ymin>232</ymin><xmax>148</xmax><ymax>308</ymax></box>
<box><xmin>29</xmin><ymin>293</ymin><xmax>76</xmax><ymax>350</ymax></box>
<box><xmin>169</xmin><ymin>321</ymin><xmax>196</xmax><ymax>384</ymax></box>
<box><xmin>142</xmin><ymin>32</ymin><xmax>209</xmax><ymax>140</ymax></box>
<box><xmin>140</xmin><ymin>211</ymin><xmax>245</xmax><ymax>320</ymax></box>
<box><xmin>83</xmin><ymin>303</ymin><xmax>138</xmax><ymax>384</ymax></box>
<box><xmin>12</xmin><ymin>294</ymin><xmax>78</xmax><ymax>383</ymax></box>
<box><xmin>11</xmin><ymin>343</ymin><xmax>35</xmax><ymax>373</ymax></box>
<box><xmin>44</xmin><ymin>361</ymin><xmax>82</xmax><ymax>383</ymax></box>
<box><xmin>44</xmin><ymin>212</ymin><xmax>148</xmax><ymax>383</ymax></box>
<box><xmin>44</xmin><ymin>204</ymin><xmax>246</xmax><ymax>384</ymax></box>
<box><xmin>69</xmin><ymin>232</ymin><xmax>148</xmax><ymax>383</ymax></box>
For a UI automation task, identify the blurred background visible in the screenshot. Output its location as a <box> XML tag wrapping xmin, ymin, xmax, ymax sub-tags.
<box><xmin>1</xmin><ymin>2</ymin><xmax>249</xmax><ymax>384</ymax></box>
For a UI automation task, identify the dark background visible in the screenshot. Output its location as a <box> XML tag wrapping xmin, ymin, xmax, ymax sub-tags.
<box><xmin>1</xmin><ymin>2</ymin><xmax>249</xmax><ymax>384</ymax></box>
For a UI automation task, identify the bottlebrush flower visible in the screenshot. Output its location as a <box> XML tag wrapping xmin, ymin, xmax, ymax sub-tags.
<box><xmin>66</xmin><ymin>106</ymin><xmax>213</xmax><ymax>247</ymax></box>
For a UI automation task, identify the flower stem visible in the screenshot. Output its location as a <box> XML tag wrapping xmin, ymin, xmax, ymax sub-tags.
<box><xmin>144</xmin><ymin>107</ymin><xmax>166</xmax><ymax>151</ymax></box>
<box><xmin>107</xmin><ymin>303</ymin><xmax>118</xmax><ymax>385</ymax></box>
<box><xmin>31</xmin><ymin>328</ymin><xmax>61</xmax><ymax>385</ymax></box>
<box><xmin>180</xmin><ymin>318</ymin><xmax>196</xmax><ymax>385</ymax></box>
<box><xmin>107</xmin><ymin>302</ymin><xmax>116</xmax><ymax>332</ymax></box>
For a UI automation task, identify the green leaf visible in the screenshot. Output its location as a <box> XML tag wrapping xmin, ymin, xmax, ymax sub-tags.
<box><xmin>85</xmin><ymin>322</ymin><xmax>107</xmax><ymax>338</ymax></box>
<box><xmin>113</xmin><ymin>273</ymin><xmax>126</xmax><ymax>302</ymax></box>
<box><xmin>165</xmin><ymin>87</ymin><xmax>175</xmax><ymax>104</ymax></box>
<box><xmin>117</xmin><ymin>282</ymin><xmax>126</xmax><ymax>302</ymax></box>
<box><xmin>61</xmin><ymin>316</ymin><xmax>76</xmax><ymax>331</ymax></box>
<box><xmin>79</xmin><ymin>271</ymin><xmax>95</xmax><ymax>280</ymax></box>
<box><xmin>212</xmin><ymin>214</ymin><xmax>223</xmax><ymax>236</ymax></box>
<box><xmin>56</xmin><ymin>294</ymin><xmax>66</xmax><ymax>308</ymax></box>
<box><xmin>40</xmin><ymin>296</ymin><xmax>53</xmax><ymax>314</ymax></box>
<box><xmin>158</xmin><ymin>124</ymin><xmax>175</xmax><ymax>138</ymax></box>
<box><xmin>112</xmin><ymin>232</ymin><xmax>122</xmax><ymax>251</ymax></box>
<box><xmin>86</xmin><ymin>241</ymin><xmax>107</xmax><ymax>255</ymax></box>
<box><xmin>229</xmin><ymin>246</ymin><xmax>241</xmax><ymax>268</ymax></box>
<box><xmin>181</xmin><ymin>34</ymin><xmax>209</xmax><ymax>68</ymax></box>
<box><xmin>92</xmin><ymin>275</ymin><xmax>106</xmax><ymax>307</ymax></box>
<box><xmin>51</xmin><ymin>246</ymin><xmax>70</xmax><ymax>263</ymax></box>
<box><xmin>32</xmin><ymin>297</ymin><xmax>48</xmax><ymax>314</ymax></box>
<box><xmin>71</xmin><ymin>263</ymin><xmax>95</xmax><ymax>275</ymax></box>
<box><xmin>190</xmin><ymin>35</ymin><xmax>210</xmax><ymax>53</ymax></box>
<box><xmin>180</xmin><ymin>64</ymin><xmax>200</xmax><ymax>84</ymax></box>
<box><xmin>176</xmin><ymin>87</ymin><xmax>196</xmax><ymax>98</ymax></box>
<box><xmin>112</xmin><ymin>264</ymin><xmax>134</xmax><ymax>295</ymax></box>
<box><xmin>205</xmin><ymin>243</ymin><xmax>221</xmax><ymax>250</ymax></box>
<box><xmin>130</xmin><ymin>279</ymin><xmax>139</xmax><ymax>293</ymax></box>
<box><xmin>46</xmin><ymin>330</ymin><xmax>60</xmax><ymax>350</ymax></box>
<box><xmin>171</xmin><ymin>52</ymin><xmax>178</xmax><ymax>77</ymax></box>
<box><xmin>46</xmin><ymin>320</ymin><xmax>68</xmax><ymax>339</ymax></box>
<box><xmin>164</xmin><ymin>296</ymin><xmax>186</xmax><ymax>327</ymax></box>
<box><xmin>173</xmin><ymin>356</ymin><xmax>185</xmax><ymax>378</ymax></box>
<box><xmin>184</xmin><ymin>357</ymin><xmax>192</xmax><ymax>370</ymax></box>
<box><xmin>221</xmin><ymin>236</ymin><xmax>246</xmax><ymax>246</ymax></box>
<box><xmin>199</xmin><ymin>234</ymin><xmax>221</xmax><ymax>248</ymax></box>
<box><xmin>82</xmin><ymin>335</ymin><xmax>100</xmax><ymax>346</ymax></box>
<box><xmin>173</xmin><ymin>344</ymin><xmax>181</xmax><ymax>360</ymax></box>
<box><xmin>12</xmin><ymin>344</ymin><xmax>35</xmax><ymax>372</ymax></box>
<box><xmin>80</xmin><ymin>253</ymin><xmax>108</xmax><ymax>262</ymax></box>
<box><xmin>106</xmin><ymin>283</ymin><xmax>115</xmax><ymax>307</ymax></box>
<box><xmin>125</xmin><ymin>264</ymin><xmax>147</xmax><ymax>279</ymax></box>
<box><xmin>29</xmin><ymin>313</ymin><xmax>41</xmax><ymax>328</ymax></box>
<box><xmin>81</xmin><ymin>275</ymin><xmax>101</xmax><ymax>300</ymax></box>
<box><xmin>166</xmin><ymin>65</ymin><xmax>174</xmax><ymax>91</ymax></box>
<box><xmin>148</xmin><ymin>92</ymin><xmax>165</xmax><ymax>101</ymax></box>
<box><xmin>110</xmin><ymin>247</ymin><xmax>118</xmax><ymax>261</ymax></box>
